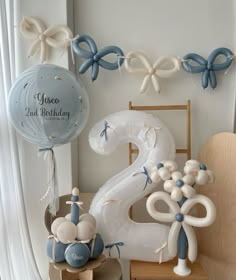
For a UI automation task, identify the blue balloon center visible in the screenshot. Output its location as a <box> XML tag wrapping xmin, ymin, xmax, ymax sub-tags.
<box><xmin>199</xmin><ymin>163</ymin><xmax>207</xmax><ymax>170</ymax></box>
<box><xmin>93</xmin><ymin>54</ymin><xmax>100</xmax><ymax>62</ymax></box>
<box><xmin>157</xmin><ymin>163</ymin><xmax>164</xmax><ymax>169</ymax></box>
<box><xmin>175</xmin><ymin>213</ymin><xmax>184</xmax><ymax>222</ymax></box>
<box><xmin>176</xmin><ymin>179</ymin><xmax>184</xmax><ymax>188</ymax></box>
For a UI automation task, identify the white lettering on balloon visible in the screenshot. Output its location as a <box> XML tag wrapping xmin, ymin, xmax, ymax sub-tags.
<box><xmin>71</xmin><ymin>253</ymin><xmax>84</xmax><ymax>260</ymax></box>
<box><xmin>89</xmin><ymin>110</ymin><xmax>176</xmax><ymax>262</ymax></box>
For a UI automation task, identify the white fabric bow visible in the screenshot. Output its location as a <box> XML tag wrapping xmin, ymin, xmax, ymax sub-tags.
<box><xmin>20</xmin><ymin>16</ymin><xmax>73</xmax><ymax>63</ymax></box>
<box><xmin>146</xmin><ymin>192</ymin><xmax>216</xmax><ymax>262</ymax></box>
<box><xmin>124</xmin><ymin>51</ymin><xmax>180</xmax><ymax>93</ymax></box>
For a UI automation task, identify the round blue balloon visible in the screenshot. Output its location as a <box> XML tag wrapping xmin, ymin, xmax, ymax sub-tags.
<box><xmin>88</xmin><ymin>233</ymin><xmax>104</xmax><ymax>259</ymax></box>
<box><xmin>8</xmin><ymin>64</ymin><xmax>90</xmax><ymax>148</ymax></box>
<box><xmin>47</xmin><ymin>238</ymin><xmax>67</xmax><ymax>262</ymax></box>
<box><xmin>65</xmin><ymin>243</ymin><xmax>90</xmax><ymax>268</ymax></box>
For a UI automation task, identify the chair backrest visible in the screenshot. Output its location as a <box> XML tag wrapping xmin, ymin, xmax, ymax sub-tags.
<box><xmin>197</xmin><ymin>132</ymin><xmax>236</xmax><ymax>280</ymax></box>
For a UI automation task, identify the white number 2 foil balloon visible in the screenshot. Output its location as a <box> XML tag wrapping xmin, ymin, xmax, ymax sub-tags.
<box><xmin>89</xmin><ymin>110</ymin><xmax>175</xmax><ymax>261</ymax></box>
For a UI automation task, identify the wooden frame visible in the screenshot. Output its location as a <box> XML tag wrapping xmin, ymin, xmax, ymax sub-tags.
<box><xmin>128</xmin><ymin>100</ymin><xmax>191</xmax><ymax>165</ymax></box>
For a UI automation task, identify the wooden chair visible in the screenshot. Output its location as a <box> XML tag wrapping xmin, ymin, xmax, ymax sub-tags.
<box><xmin>128</xmin><ymin>100</ymin><xmax>208</xmax><ymax>280</ymax></box>
<box><xmin>197</xmin><ymin>133</ymin><xmax>236</xmax><ymax>280</ymax></box>
<box><xmin>45</xmin><ymin>193</ymin><xmax>122</xmax><ymax>280</ymax></box>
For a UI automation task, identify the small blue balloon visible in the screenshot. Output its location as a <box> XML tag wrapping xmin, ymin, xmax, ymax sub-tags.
<box><xmin>8</xmin><ymin>64</ymin><xmax>90</xmax><ymax>148</ymax></box>
<box><xmin>88</xmin><ymin>233</ymin><xmax>104</xmax><ymax>259</ymax></box>
<box><xmin>72</xmin><ymin>34</ymin><xmax>124</xmax><ymax>81</ymax></box>
<box><xmin>47</xmin><ymin>238</ymin><xmax>67</xmax><ymax>262</ymax></box>
<box><xmin>182</xmin><ymin>47</ymin><xmax>233</xmax><ymax>89</ymax></box>
<box><xmin>65</xmin><ymin>243</ymin><xmax>90</xmax><ymax>268</ymax></box>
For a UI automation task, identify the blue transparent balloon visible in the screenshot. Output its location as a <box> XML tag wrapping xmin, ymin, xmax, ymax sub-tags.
<box><xmin>8</xmin><ymin>64</ymin><xmax>89</xmax><ymax>148</ymax></box>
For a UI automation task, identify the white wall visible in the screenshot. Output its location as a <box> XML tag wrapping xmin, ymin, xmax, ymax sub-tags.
<box><xmin>74</xmin><ymin>0</ymin><xmax>236</xmax><ymax>193</ymax></box>
<box><xmin>15</xmin><ymin>1</ymin><xmax>74</xmax><ymax>279</ymax></box>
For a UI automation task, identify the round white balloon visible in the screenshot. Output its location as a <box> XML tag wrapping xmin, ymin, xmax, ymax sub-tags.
<box><xmin>79</xmin><ymin>213</ymin><xmax>96</xmax><ymax>227</ymax></box>
<box><xmin>77</xmin><ymin>221</ymin><xmax>96</xmax><ymax>241</ymax></box>
<box><xmin>51</xmin><ymin>217</ymin><xmax>67</xmax><ymax>235</ymax></box>
<box><xmin>56</xmin><ymin>221</ymin><xmax>77</xmax><ymax>244</ymax></box>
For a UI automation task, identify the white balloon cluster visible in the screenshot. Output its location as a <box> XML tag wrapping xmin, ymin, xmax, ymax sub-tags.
<box><xmin>51</xmin><ymin>212</ymin><xmax>96</xmax><ymax>244</ymax></box>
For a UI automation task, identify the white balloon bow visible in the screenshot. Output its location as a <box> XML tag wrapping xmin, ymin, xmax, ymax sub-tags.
<box><xmin>147</xmin><ymin>192</ymin><xmax>216</xmax><ymax>262</ymax></box>
<box><xmin>20</xmin><ymin>16</ymin><xmax>73</xmax><ymax>63</ymax></box>
<box><xmin>124</xmin><ymin>51</ymin><xmax>180</xmax><ymax>93</ymax></box>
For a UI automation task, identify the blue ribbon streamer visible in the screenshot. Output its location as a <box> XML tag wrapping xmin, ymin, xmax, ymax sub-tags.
<box><xmin>100</xmin><ymin>120</ymin><xmax>111</xmax><ymax>141</ymax></box>
<box><xmin>72</xmin><ymin>34</ymin><xmax>124</xmax><ymax>81</ymax></box>
<box><xmin>105</xmin><ymin>242</ymin><xmax>124</xmax><ymax>258</ymax></box>
<box><xmin>133</xmin><ymin>166</ymin><xmax>152</xmax><ymax>190</ymax></box>
<box><xmin>182</xmin><ymin>47</ymin><xmax>233</xmax><ymax>89</ymax></box>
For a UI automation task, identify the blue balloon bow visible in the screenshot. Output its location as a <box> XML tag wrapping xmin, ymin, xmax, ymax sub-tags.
<box><xmin>182</xmin><ymin>47</ymin><xmax>233</xmax><ymax>89</ymax></box>
<box><xmin>72</xmin><ymin>35</ymin><xmax>124</xmax><ymax>81</ymax></box>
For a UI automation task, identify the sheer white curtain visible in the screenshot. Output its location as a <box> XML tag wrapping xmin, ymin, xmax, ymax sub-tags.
<box><xmin>0</xmin><ymin>0</ymin><xmax>42</xmax><ymax>279</ymax></box>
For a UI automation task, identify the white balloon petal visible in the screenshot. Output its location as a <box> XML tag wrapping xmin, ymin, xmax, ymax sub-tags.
<box><xmin>195</xmin><ymin>170</ymin><xmax>209</xmax><ymax>185</ymax></box>
<box><xmin>171</xmin><ymin>171</ymin><xmax>182</xmax><ymax>181</ymax></box>
<box><xmin>171</xmin><ymin>188</ymin><xmax>183</xmax><ymax>202</ymax></box>
<box><xmin>164</xmin><ymin>180</ymin><xmax>175</xmax><ymax>192</ymax></box>
<box><xmin>182</xmin><ymin>174</ymin><xmax>195</xmax><ymax>186</ymax></box>
<box><xmin>150</xmin><ymin>170</ymin><xmax>161</xmax><ymax>183</ymax></box>
<box><xmin>181</xmin><ymin>185</ymin><xmax>196</xmax><ymax>199</ymax></box>
<box><xmin>164</xmin><ymin>160</ymin><xmax>178</xmax><ymax>173</ymax></box>
<box><xmin>159</xmin><ymin>167</ymin><xmax>171</xmax><ymax>180</ymax></box>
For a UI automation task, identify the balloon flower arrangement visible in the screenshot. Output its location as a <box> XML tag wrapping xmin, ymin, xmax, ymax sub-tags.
<box><xmin>146</xmin><ymin>159</ymin><xmax>216</xmax><ymax>276</ymax></box>
<box><xmin>47</xmin><ymin>187</ymin><xmax>104</xmax><ymax>268</ymax></box>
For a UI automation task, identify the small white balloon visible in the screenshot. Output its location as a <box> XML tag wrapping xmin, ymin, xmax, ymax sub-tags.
<box><xmin>79</xmin><ymin>213</ymin><xmax>96</xmax><ymax>227</ymax></box>
<box><xmin>182</xmin><ymin>174</ymin><xmax>195</xmax><ymax>186</ymax></box>
<box><xmin>56</xmin><ymin>221</ymin><xmax>77</xmax><ymax>244</ymax></box>
<box><xmin>171</xmin><ymin>171</ymin><xmax>182</xmax><ymax>181</ymax></box>
<box><xmin>77</xmin><ymin>221</ymin><xmax>96</xmax><ymax>241</ymax></box>
<box><xmin>65</xmin><ymin>213</ymin><xmax>71</xmax><ymax>220</ymax></box>
<box><xmin>164</xmin><ymin>161</ymin><xmax>178</xmax><ymax>173</ymax></box>
<box><xmin>159</xmin><ymin>167</ymin><xmax>171</xmax><ymax>180</ymax></box>
<box><xmin>196</xmin><ymin>170</ymin><xmax>209</xmax><ymax>185</ymax></box>
<box><xmin>150</xmin><ymin>169</ymin><xmax>161</xmax><ymax>183</ymax></box>
<box><xmin>51</xmin><ymin>217</ymin><xmax>67</xmax><ymax>235</ymax></box>
<box><xmin>184</xmin><ymin>165</ymin><xmax>199</xmax><ymax>177</ymax></box>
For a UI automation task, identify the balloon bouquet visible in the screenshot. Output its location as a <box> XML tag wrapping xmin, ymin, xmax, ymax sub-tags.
<box><xmin>47</xmin><ymin>187</ymin><xmax>104</xmax><ymax>267</ymax></box>
<box><xmin>8</xmin><ymin>64</ymin><xmax>89</xmax><ymax>215</ymax></box>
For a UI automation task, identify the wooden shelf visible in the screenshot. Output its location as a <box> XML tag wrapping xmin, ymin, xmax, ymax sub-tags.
<box><xmin>130</xmin><ymin>259</ymin><xmax>208</xmax><ymax>280</ymax></box>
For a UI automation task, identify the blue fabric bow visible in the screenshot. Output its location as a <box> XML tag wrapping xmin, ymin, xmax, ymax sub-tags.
<box><xmin>100</xmin><ymin>120</ymin><xmax>111</xmax><ymax>141</ymax></box>
<box><xmin>105</xmin><ymin>242</ymin><xmax>124</xmax><ymax>258</ymax></box>
<box><xmin>134</xmin><ymin>166</ymin><xmax>152</xmax><ymax>190</ymax></box>
<box><xmin>182</xmin><ymin>47</ymin><xmax>233</xmax><ymax>89</ymax></box>
<box><xmin>72</xmin><ymin>34</ymin><xmax>124</xmax><ymax>81</ymax></box>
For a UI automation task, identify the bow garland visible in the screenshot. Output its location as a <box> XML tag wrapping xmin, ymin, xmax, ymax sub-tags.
<box><xmin>20</xmin><ymin>17</ymin><xmax>234</xmax><ymax>91</ymax></box>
